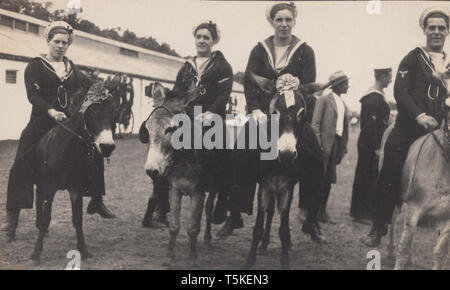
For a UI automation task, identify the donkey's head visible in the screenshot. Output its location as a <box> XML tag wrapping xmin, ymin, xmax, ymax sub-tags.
<box><xmin>271</xmin><ymin>90</ymin><xmax>306</xmax><ymax>164</ymax></box>
<box><xmin>140</xmin><ymin>82</ymin><xmax>202</xmax><ymax>179</ymax></box>
<box><xmin>249</xmin><ymin>72</ymin><xmax>327</xmax><ymax>164</ymax></box>
<box><xmin>76</xmin><ymin>81</ymin><xmax>116</xmax><ymax>157</ymax></box>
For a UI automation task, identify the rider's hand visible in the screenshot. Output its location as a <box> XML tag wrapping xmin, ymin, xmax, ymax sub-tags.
<box><xmin>201</xmin><ymin>111</ymin><xmax>214</xmax><ymax>122</ymax></box>
<box><xmin>48</xmin><ymin>108</ymin><xmax>67</xmax><ymax>122</ymax></box>
<box><xmin>252</xmin><ymin>109</ymin><xmax>267</xmax><ymax>124</ymax></box>
<box><xmin>195</xmin><ymin>111</ymin><xmax>214</xmax><ymax>122</ymax></box>
<box><xmin>375</xmin><ymin>149</ymin><xmax>381</xmax><ymax>157</ymax></box>
<box><xmin>416</xmin><ymin>114</ymin><xmax>438</xmax><ymax>131</ymax></box>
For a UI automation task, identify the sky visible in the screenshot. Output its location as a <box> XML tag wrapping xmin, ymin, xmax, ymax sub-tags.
<box><xmin>48</xmin><ymin>0</ymin><xmax>450</xmax><ymax>111</ymax></box>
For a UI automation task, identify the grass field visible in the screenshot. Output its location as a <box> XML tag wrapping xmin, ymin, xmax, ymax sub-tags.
<box><xmin>0</xmin><ymin>129</ymin><xmax>447</xmax><ymax>270</ymax></box>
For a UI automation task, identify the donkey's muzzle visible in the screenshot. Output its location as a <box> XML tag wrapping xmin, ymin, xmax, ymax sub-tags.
<box><xmin>146</xmin><ymin>169</ymin><xmax>159</xmax><ymax>180</ymax></box>
<box><xmin>100</xmin><ymin>143</ymin><xmax>115</xmax><ymax>157</ymax></box>
<box><xmin>278</xmin><ymin>150</ymin><xmax>297</xmax><ymax>164</ymax></box>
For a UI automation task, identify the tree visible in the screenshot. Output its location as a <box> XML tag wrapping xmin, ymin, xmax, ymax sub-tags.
<box><xmin>122</xmin><ymin>29</ymin><xmax>137</xmax><ymax>43</ymax></box>
<box><xmin>1</xmin><ymin>0</ymin><xmax>180</xmax><ymax>57</ymax></box>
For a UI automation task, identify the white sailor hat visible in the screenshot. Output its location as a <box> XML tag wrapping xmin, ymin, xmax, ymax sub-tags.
<box><xmin>43</xmin><ymin>21</ymin><xmax>74</xmax><ymax>44</ymax></box>
<box><xmin>419</xmin><ymin>7</ymin><xmax>449</xmax><ymax>30</ymax></box>
<box><xmin>265</xmin><ymin>2</ymin><xmax>297</xmax><ymax>23</ymax></box>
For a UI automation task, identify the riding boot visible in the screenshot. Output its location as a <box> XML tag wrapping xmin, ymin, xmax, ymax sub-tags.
<box><xmin>217</xmin><ymin>212</ymin><xmax>242</xmax><ymax>238</ymax></box>
<box><xmin>211</xmin><ymin>193</ymin><xmax>228</xmax><ymax>225</ymax></box>
<box><xmin>361</xmin><ymin>223</ymin><xmax>383</xmax><ymax>247</ymax></box>
<box><xmin>87</xmin><ymin>195</ymin><xmax>116</xmax><ymax>219</ymax></box>
<box><xmin>302</xmin><ymin>216</ymin><xmax>327</xmax><ymax>244</ymax></box>
<box><xmin>230</xmin><ymin>212</ymin><xmax>243</xmax><ymax>229</ymax></box>
<box><xmin>154</xmin><ymin>205</ymin><xmax>169</xmax><ymax>226</ymax></box>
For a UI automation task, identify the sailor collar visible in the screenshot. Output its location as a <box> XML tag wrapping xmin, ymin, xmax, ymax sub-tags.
<box><xmin>360</xmin><ymin>86</ymin><xmax>386</xmax><ymax>102</ymax></box>
<box><xmin>186</xmin><ymin>51</ymin><xmax>218</xmax><ymax>76</ymax></box>
<box><xmin>37</xmin><ymin>55</ymin><xmax>73</xmax><ymax>82</ymax></box>
<box><xmin>417</xmin><ymin>47</ymin><xmax>447</xmax><ymax>74</ymax></box>
<box><xmin>259</xmin><ymin>35</ymin><xmax>305</xmax><ymax>72</ymax></box>
<box><xmin>417</xmin><ymin>47</ymin><xmax>448</xmax><ymax>89</ymax></box>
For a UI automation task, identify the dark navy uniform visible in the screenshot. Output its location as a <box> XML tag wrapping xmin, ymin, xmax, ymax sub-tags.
<box><xmin>232</xmin><ymin>35</ymin><xmax>324</xmax><ymax>221</ymax></box>
<box><xmin>151</xmin><ymin>51</ymin><xmax>233</xmax><ymax>216</ymax></box>
<box><xmin>6</xmin><ymin>56</ymin><xmax>104</xmax><ymax>210</ymax></box>
<box><xmin>351</xmin><ymin>90</ymin><xmax>390</xmax><ymax>220</ymax></box>
<box><xmin>173</xmin><ymin>50</ymin><xmax>233</xmax><ymax>117</ymax></box>
<box><xmin>372</xmin><ymin>47</ymin><xmax>447</xmax><ymax>226</ymax></box>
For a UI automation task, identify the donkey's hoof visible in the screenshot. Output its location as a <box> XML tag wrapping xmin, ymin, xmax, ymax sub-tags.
<box><xmin>161</xmin><ymin>260</ymin><xmax>173</xmax><ymax>270</ymax></box>
<box><xmin>386</xmin><ymin>253</ymin><xmax>395</xmax><ymax>262</ymax></box>
<box><xmin>240</xmin><ymin>262</ymin><xmax>253</xmax><ymax>270</ymax></box>
<box><xmin>204</xmin><ymin>239</ymin><xmax>213</xmax><ymax>249</ymax></box>
<box><xmin>281</xmin><ymin>263</ymin><xmax>291</xmax><ymax>270</ymax></box>
<box><xmin>188</xmin><ymin>260</ymin><xmax>198</xmax><ymax>269</ymax></box>
<box><xmin>30</xmin><ymin>254</ymin><xmax>40</xmax><ymax>265</ymax></box>
<box><xmin>141</xmin><ymin>219</ymin><xmax>153</xmax><ymax>228</ymax></box>
<box><xmin>81</xmin><ymin>250</ymin><xmax>93</xmax><ymax>260</ymax></box>
<box><xmin>258</xmin><ymin>247</ymin><xmax>268</xmax><ymax>256</ymax></box>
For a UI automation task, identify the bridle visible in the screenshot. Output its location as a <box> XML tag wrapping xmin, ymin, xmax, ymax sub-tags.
<box><xmin>55</xmin><ymin>83</ymin><xmax>113</xmax><ymax>158</ymax></box>
<box><xmin>148</xmin><ymin>105</ymin><xmax>175</xmax><ymax>119</ymax></box>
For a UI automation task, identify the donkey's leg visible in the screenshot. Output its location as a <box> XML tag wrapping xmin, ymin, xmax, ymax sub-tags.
<box><xmin>284</xmin><ymin>186</ymin><xmax>294</xmax><ymax>249</ymax></box>
<box><xmin>387</xmin><ymin>208</ymin><xmax>398</xmax><ymax>261</ymax></box>
<box><xmin>6</xmin><ymin>209</ymin><xmax>20</xmax><ymax>243</ymax></box>
<box><xmin>141</xmin><ymin>186</ymin><xmax>158</xmax><ymax>228</ymax></box>
<box><xmin>242</xmin><ymin>187</ymin><xmax>265</xmax><ymax>270</ymax></box>
<box><xmin>279</xmin><ymin>188</ymin><xmax>294</xmax><ymax>270</ymax></box>
<box><xmin>30</xmin><ymin>188</ymin><xmax>55</xmax><ymax>264</ymax></box>
<box><xmin>188</xmin><ymin>191</ymin><xmax>205</xmax><ymax>267</ymax></box>
<box><xmin>432</xmin><ymin>221</ymin><xmax>450</xmax><ymax>270</ymax></box>
<box><xmin>394</xmin><ymin>203</ymin><xmax>420</xmax><ymax>270</ymax></box>
<box><xmin>204</xmin><ymin>191</ymin><xmax>217</xmax><ymax>248</ymax></box>
<box><xmin>69</xmin><ymin>190</ymin><xmax>91</xmax><ymax>259</ymax></box>
<box><xmin>259</xmin><ymin>195</ymin><xmax>275</xmax><ymax>255</ymax></box>
<box><xmin>164</xmin><ymin>190</ymin><xmax>182</xmax><ymax>269</ymax></box>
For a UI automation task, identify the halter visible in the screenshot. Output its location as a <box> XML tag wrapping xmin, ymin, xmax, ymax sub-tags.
<box><xmin>148</xmin><ymin>105</ymin><xmax>175</xmax><ymax>119</ymax></box>
<box><xmin>56</xmin><ymin>82</ymin><xmax>113</xmax><ymax>155</ymax></box>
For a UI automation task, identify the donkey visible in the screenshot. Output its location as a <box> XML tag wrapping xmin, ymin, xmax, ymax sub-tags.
<box><xmin>241</xmin><ymin>73</ymin><xmax>329</xmax><ymax>269</ymax></box>
<box><xmin>7</xmin><ymin>81</ymin><xmax>116</xmax><ymax>264</ymax></box>
<box><xmin>140</xmin><ymin>82</ymin><xmax>230</xmax><ymax>268</ymax></box>
<box><xmin>389</xmin><ymin>97</ymin><xmax>450</xmax><ymax>270</ymax></box>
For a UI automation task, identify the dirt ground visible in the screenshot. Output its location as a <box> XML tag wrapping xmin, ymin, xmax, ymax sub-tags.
<box><xmin>0</xmin><ymin>129</ymin><xmax>447</xmax><ymax>270</ymax></box>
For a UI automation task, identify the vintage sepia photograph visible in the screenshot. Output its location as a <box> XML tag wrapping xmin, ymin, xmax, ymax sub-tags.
<box><xmin>0</xmin><ymin>0</ymin><xmax>449</xmax><ymax>273</ymax></box>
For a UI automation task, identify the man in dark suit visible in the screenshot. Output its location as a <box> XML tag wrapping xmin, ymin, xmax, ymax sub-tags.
<box><xmin>311</xmin><ymin>71</ymin><xmax>350</xmax><ymax>223</ymax></box>
<box><xmin>362</xmin><ymin>7</ymin><xmax>449</xmax><ymax>247</ymax></box>
<box><xmin>350</xmin><ymin>68</ymin><xmax>392</xmax><ymax>223</ymax></box>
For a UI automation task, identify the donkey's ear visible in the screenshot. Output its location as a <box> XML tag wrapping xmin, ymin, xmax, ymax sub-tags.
<box><xmin>298</xmin><ymin>82</ymin><xmax>330</xmax><ymax>95</ymax></box>
<box><xmin>247</xmin><ymin>71</ymin><xmax>275</xmax><ymax>95</ymax></box>
<box><xmin>138</xmin><ymin>121</ymin><xmax>149</xmax><ymax>144</ymax></box>
<box><xmin>151</xmin><ymin>82</ymin><xmax>166</xmax><ymax>107</ymax></box>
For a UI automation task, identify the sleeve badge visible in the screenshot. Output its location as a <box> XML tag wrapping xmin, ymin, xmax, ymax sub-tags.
<box><xmin>399</xmin><ymin>71</ymin><xmax>408</xmax><ymax>78</ymax></box>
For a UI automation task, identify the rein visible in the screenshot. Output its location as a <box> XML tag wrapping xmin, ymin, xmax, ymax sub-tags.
<box><xmin>54</xmin><ymin>119</ymin><xmax>93</xmax><ymax>145</ymax></box>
